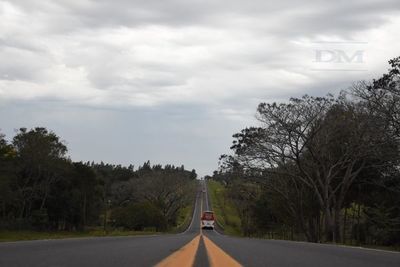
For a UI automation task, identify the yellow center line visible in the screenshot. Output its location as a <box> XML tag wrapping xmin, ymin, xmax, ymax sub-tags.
<box><xmin>154</xmin><ymin>234</ymin><xmax>201</xmax><ymax>267</ymax></box>
<box><xmin>155</xmin><ymin>189</ymin><xmax>203</xmax><ymax>267</ymax></box>
<box><xmin>155</xmin><ymin>187</ymin><xmax>242</xmax><ymax>267</ymax></box>
<box><xmin>203</xmin><ymin>235</ymin><xmax>243</xmax><ymax>267</ymax></box>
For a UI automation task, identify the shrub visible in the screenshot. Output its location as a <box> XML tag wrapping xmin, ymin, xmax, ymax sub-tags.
<box><xmin>111</xmin><ymin>202</ymin><xmax>166</xmax><ymax>231</ymax></box>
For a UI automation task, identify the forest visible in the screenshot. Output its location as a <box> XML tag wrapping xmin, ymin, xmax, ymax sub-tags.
<box><xmin>0</xmin><ymin>129</ymin><xmax>197</xmax><ymax>233</ymax></box>
<box><xmin>212</xmin><ymin>57</ymin><xmax>400</xmax><ymax>247</ymax></box>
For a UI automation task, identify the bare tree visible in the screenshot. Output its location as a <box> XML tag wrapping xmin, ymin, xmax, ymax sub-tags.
<box><xmin>230</xmin><ymin>95</ymin><xmax>397</xmax><ymax>242</ymax></box>
<box><xmin>352</xmin><ymin>56</ymin><xmax>400</xmax><ymax>136</ymax></box>
<box><xmin>138</xmin><ymin>171</ymin><xmax>194</xmax><ymax>227</ymax></box>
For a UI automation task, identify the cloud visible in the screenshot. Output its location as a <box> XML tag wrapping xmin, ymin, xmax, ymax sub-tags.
<box><xmin>1</xmin><ymin>0</ymin><xmax>400</xmax><ymax>174</ymax></box>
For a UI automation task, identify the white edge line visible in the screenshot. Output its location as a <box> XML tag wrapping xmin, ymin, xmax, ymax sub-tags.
<box><xmin>213</xmin><ymin>228</ymin><xmax>223</xmax><ymax>236</ymax></box>
<box><xmin>259</xmin><ymin>239</ymin><xmax>400</xmax><ymax>254</ymax></box>
<box><xmin>3</xmin><ymin>192</ymin><xmax>200</xmax><ymax>243</ymax></box>
<box><xmin>181</xmin><ymin>190</ymin><xmax>198</xmax><ymax>235</ymax></box>
<box><xmin>0</xmin><ymin>234</ymin><xmax>162</xmax><ymax>245</ymax></box>
<box><xmin>204</xmin><ymin>180</ymin><xmax>223</xmax><ymax>236</ymax></box>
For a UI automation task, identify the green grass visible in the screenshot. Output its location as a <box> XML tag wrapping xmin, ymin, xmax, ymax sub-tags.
<box><xmin>170</xmin><ymin>181</ymin><xmax>197</xmax><ymax>233</ymax></box>
<box><xmin>0</xmin><ymin>229</ymin><xmax>159</xmax><ymax>242</ymax></box>
<box><xmin>207</xmin><ymin>180</ymin><xmax>242</xmax><ymax>236</ymax></box>
<box><xmin>171</xmin><ymin>204</ymin><xmax>193</xmax><ymax>233</ymax></box>
<box><xmin>177</xmin><ymin>206</ymin><xmax>192</xmax><ymax>226</ymax></box>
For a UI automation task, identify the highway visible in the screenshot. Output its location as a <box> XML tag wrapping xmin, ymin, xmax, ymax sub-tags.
<box><xmin>1</xmin><ymin>182</ymin><xmax>399</xmax><ymax>267</ymax></box>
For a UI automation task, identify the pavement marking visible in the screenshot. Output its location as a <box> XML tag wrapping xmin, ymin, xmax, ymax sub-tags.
<box><xmin>0</xmin><ymin>234</ymin><xmax>163</xmax><ymax>244</ymax></box>
<box><xmin>203</xmin><ymin>235</ymin><xmax>242</xmax><ymax>267</ymax></box>
<box><xmin>270</xmin><ymin>239</ymin><xmax>400</xmax><ymax>254</ymax></box>
<box><xmin>181</xmin><ymin>191</ymin><xmax>199</xmax><ymax>235</ymax></box>
<box><xmin>154</xmin><ymin>234</ymin><xmax>201</xmax><ymax>267</ymax></box>
<box><xmin>156</xmin><ymin>186</ymin><xmax>242</xmax><ymax>267</ymax></box>
<box><xmin>213</xmin><ymin>228</ymin><xmax>223</xmax><ymax>236</ymax></box>
<box><xmin>200</xmin><ymin>191</ymin><xmax>203</xmax><ymax>235</ymax></box>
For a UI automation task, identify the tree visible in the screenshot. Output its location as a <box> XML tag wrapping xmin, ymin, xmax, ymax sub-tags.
<box><xmin>72</xmin><ymin>162</ymin><xmax>100</xmax><ymax>230</ymax></box>
<box><xmin>352</xmin><ymin>56</ymin><xmax>400</xmax><ymax>136</ymax></box>
<box><xmin>229</xmin><ymin>95</ymin><xmax>397</xmax><ymax>242</ymax></box>
<box><xmin>111</xmin><ymin>202</ymin><xmax>165</xmax><ymax>231</ymax></box>
<box><xmin>0</xmin><ymin>133</ymin><xmax>16</xmax><ymax>223</ymax></box>
<box><xmin>227</xmin><ymin>180</ymin><xmax>259</xmax><ymax>236</ymax></box>
<box><xmin>11</xmin><ymin>127</ymin><xmax>68</xmax><ymax>224</ymax></box>
<box><xmin>0</xmin><ymin>128</ymin><xmax>196</xmax><ymax>233</ymax></box>
<box><xmin>138</xmin><ymin>170</ymin><xmax>194</xmax><ymax>228</ymax></box>
<box><xmin>349</xmin><ymin>57</ymin><xmax>400</xmax><ymax>245</ymax></box>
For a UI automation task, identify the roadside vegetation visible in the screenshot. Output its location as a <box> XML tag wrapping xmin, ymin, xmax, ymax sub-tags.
<box><xmin>1</xmin><ymin>204</ymin><xmax>196</xmax><ymax>242</ymax></box>
<box><xmin>0</xmin><ymin>128</ymin><xmax>197</xmax><ymax>241</ymax></box>
<box><xmin>0</xmin><ymin>229</ymin><xmax>160</xmax><ymax>242</ymax></box>
<box><xmin>209</xmin><ymin>57</ymin><xmax>400</xmax><ymax>250</ymax></box>
<box><xmin>171</xmin><ymin>202</ymin><xmax>196</xmax><ymax>234</ymax></box>
<box><xmin>207</xmin><ymin>180</ymin><xmax>241</xmax><ymax>235</ymax></box>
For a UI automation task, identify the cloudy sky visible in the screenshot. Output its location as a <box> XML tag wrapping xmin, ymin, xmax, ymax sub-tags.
<box><xmin>1</xmin><ymin>0</ymin><xmax>400</xmax><ymax>176</ymax></box>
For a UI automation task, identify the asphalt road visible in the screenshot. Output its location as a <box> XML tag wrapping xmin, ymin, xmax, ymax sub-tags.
<box><xmin>1</xmin><ymin>181</ymin><xmax>399</xmax><ymax>267</ymax></box>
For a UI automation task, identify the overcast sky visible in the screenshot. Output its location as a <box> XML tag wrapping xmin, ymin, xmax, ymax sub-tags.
<box><xmin>1</xmin><ymin>0</ymin><xmax>400</xmax><ymax>176</ymax></box>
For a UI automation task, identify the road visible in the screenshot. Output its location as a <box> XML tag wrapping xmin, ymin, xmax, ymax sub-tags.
<box><xmin>1</xmin><ymin>181</ymin><xmax>399</xmax><ymax>267</ymax></box>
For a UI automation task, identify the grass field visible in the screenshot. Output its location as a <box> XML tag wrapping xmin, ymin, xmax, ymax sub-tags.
<box><xmin>172</xmin><ymin>204</ymin><xmax>194</xmax><ymax>233</ymax></box>
<box><xmin>171</xmin><ymin>181</ymin><xmax>197</xmax><ymax>233</ymax></box>
<box><xmin>207</xmin><ymin>180</ymin><xmax>242</xmax><ymax>236</ymax></box>
<box><xmin>0</xmin><ymin>228</ymin><xmax>159</xmax><ymax>242</ymax></box>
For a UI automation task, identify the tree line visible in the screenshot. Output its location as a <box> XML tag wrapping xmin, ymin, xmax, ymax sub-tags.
<box><xmin>213</xmin><ymin>57</ymin><xmax>400</xmax><ymax>246</ymax></box>
<box><xmin>0</xmin><ymin>128</ymin><xmax>196</xmax><ymax>232</ymax></box>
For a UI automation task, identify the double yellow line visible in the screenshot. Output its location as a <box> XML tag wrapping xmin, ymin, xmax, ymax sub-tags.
<box><xmin>155</xmin><ymin>234</ymin><xmax>201</xmax><ymax>267</ymax></box>
<box><xmin>155</xmin><ymin>192</ymin><xmax>242</xmax><ymax>267</ymax></box>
